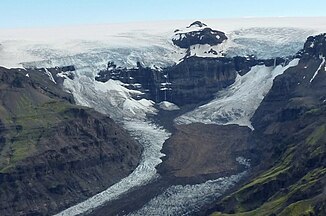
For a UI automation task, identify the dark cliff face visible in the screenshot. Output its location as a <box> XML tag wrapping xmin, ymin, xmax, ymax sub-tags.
<box><xmin>172</xmin><ymin>21</ymin><xmax>228</xmax><ymax>49</ymax></box>
<box><xmin>95</xmin><ymin>56</ymin><xmax>291</xmax><ymax>107</ymax></box>
<box><xmin>209</xmin><ymin>34</ymin><xmax>326</xmax><ymax>216</ymax></box>
<box><xmin>96</xmin><ymin>58</ymin><xmax>237</xmax><ymax>106</ymax></box>
<box><xmin>166</xmin><ymin>57</ymin><xmax>236</xmax><ymax>105</ymax></box>
<box><xmin>94</xmin><ymin>21</ymin><xmax>294</xmax><ymax>108</ymax></box>
<box><xmin>0</xmin><ymin>67</ymin><xmax>142</xmax><ymax>216</ymax></box>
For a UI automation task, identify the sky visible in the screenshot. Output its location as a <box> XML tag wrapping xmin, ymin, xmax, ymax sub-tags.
<box><xmin>1</xmin><ymin>0</ymin><xmax>325</xmax><ymax>28</ymax></box>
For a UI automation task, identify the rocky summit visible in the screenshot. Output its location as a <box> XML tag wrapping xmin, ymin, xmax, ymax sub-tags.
<box><xmin>172</xmin><ymin>21</ymin><xmax>228</xmax><ymax>49</ymax></box>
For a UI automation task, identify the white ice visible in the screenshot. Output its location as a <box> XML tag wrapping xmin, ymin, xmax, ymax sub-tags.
<box><xmin>175</xmin><ymin>59</ymin><xmax>300</xmax><ymax>129</ymax></box>
<box><xmin>129</xmin><ymin>158</ymin><xmax>250</xmax><ymax>216</ymax></box>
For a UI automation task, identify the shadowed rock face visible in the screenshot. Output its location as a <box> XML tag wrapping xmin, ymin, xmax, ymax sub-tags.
<box><xmin>252</xmin><ymin>34</ymin><xmax>326</xmax><ymax>133</ymax></box>
<box><xmin>95</xmin><ymin>56</ymin><xmax>290</xmax><ymax>107</ymax></box>
<box><xmin>0</xmin><ymin>67</ymin><xmax>142</xmax><ymax>216</ymax></box>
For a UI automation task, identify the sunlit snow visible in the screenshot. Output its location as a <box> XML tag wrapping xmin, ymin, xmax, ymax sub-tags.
<box><xmin>1</xmin><ymin>17</ymin><xmax>326</xmax><ymax>68</ymax></box>
<box><xmin>309</xmin><ymin>55</ymin><xmax>325</xmax><ymax>83</ymax></box>
<box><xmin>175</xmin><ymin>59</ymin><xmax>300</xmax><ymax>129</ymax></box>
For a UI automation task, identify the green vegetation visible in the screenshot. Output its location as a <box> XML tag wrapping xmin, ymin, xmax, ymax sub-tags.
<box><xmin>0</xmin><ymin>92</ymin><xmax>77</xmax><ymax>172</ymax></box>
<box><xmin>211</xmin><ymin>122</ymin><xmax>326</xmax><ymax>216</ymax></box>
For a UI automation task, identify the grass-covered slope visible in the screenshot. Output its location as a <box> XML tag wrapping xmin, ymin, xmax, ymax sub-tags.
<box><xmin>211</xmin><ymin>119</ymin><xmax>325</xmax><ymax>216</ymax></box>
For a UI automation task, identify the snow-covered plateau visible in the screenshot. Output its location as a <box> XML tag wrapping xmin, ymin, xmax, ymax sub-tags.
<box><xmin>1</xmin><ymin>17</ymin><xmax>326</xmax><ymax>215</ymax></box>
<box><xmin>1</xmin><ymin>17</ymin><xmax>326</xmax><ymax>68</ymax></box>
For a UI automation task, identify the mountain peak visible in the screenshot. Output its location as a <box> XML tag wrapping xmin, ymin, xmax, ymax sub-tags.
<box><xmin>303</xmin><ymin>33</ymin><xmax>326</xmax><ymax>57</ymax></box>
<box><xmin>187</xmin><ymin>21</ymin><xmax>207</xmax><ymax>28</ymax></box>
<box><xmin>172</xmin><ymin>22</ymin><xmax>227</xmax><ymax>49</ymax></box>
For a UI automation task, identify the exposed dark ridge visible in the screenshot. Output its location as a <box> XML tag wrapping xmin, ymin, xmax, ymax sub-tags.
<box><xmin>95</xmin><ymin>55</ymin><xmax>294</xmax><ymax>106</ymax></box>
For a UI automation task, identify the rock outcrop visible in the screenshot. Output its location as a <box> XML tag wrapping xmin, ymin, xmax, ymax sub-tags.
<box><xmin>95</xmin><ymin>56</ymin><xmax>291</xmax><ymax>106</ymax></box>
<box><xmin>172</xmin><ymin>21</ymin><xmax>228</xmax><ymax>49</ymax></box>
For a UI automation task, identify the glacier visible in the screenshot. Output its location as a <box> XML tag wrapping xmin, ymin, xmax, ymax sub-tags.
<box><xmin>175</xmin><ymin>59</ymin><xmax>300</xmax><ymax>129</ymax></box>
<box><xmin>129</xmin><ymin>158</ymin><xmax>250</xmax><ymax>216</ymax></box>
<box><xmin>24</xmin><ymin>56</ymin><xmax>172</xmax><ymax>216</ymax></box>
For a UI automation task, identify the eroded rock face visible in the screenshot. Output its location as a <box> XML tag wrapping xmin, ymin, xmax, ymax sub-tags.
<box><xmin>95</xmin><ymin>55</ymin><xmax>290</xmax><ymax>106</ymax></box>
<box><xmin>0</xmin><ymin>67</ymin><xmax>142</xmax><ymax>216</ymax></box>
<box><xmin>166</xmin><ymin>57</ymin><xmax>237</xmax><ymax>105</ymax></box>
<box><xmin>172</xmin><ymin>21</ymin><xmax>228</xmax><ymax>49</ymax></box>
<box><xmin>96</xmin><ymin>57</ymin><xmax>237</xmax><ymax>106</ymax></box>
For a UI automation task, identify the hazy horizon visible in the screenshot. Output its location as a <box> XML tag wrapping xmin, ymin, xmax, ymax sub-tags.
<box><xmin>1</xmin><ymin>0</ymin><xmax>326</xmax><ymax>28</ymax></box>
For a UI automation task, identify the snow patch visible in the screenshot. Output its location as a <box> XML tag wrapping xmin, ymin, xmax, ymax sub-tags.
<box><xmin>236</xmin><ymin>157</ymin><xmax>251</xmax><ymax>168</ymax></box>
<box><xmin>44</xmin><ymin>68</ymin><xmax>56</xmax><ymax>83</ymax></box>
<box><xmin>310</xmin><ymin>55</ymin><xmax>325</xmax><ymax>83</ymax></box>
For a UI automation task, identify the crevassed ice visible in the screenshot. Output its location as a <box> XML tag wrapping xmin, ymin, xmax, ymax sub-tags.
<box><xmin>56</xmin><ymin>120</ymin><xmax>170</xmax><ymax>216</ymax></box>
<box><xmin>129</xmin><ymin>157</ymin><xmax>250</xmax><ymax>216</ymax></box>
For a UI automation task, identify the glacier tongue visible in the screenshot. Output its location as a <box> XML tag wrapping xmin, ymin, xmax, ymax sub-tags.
<box><xmin>129</xmin><ymin>173</ymin><xmax>247</xmax><ymax>216</ymax></box>
<box><xmin>56</xmin><ymin>121</ymin><xmax>170</xmax><ymax>216</ymax></box>
<box><xmin>24</xmin><ymin>54</ymin><xmax>172</xmax><ymax>216</ymax></box>
<box><xmin>175</xmin><ymin>59</ymin><xmax>300</xmax><ymax>130</ymax></box>
<box><xmin>129</xmin><ymin>157</ymin><xmax>250</xmax><ymax>216</ymax></box>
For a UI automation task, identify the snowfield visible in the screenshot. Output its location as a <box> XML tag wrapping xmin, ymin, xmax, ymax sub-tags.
<box><xmin>1</xmin><ymin>17</ymin><xmax>326</xmax><ymax>68</ymax></box>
